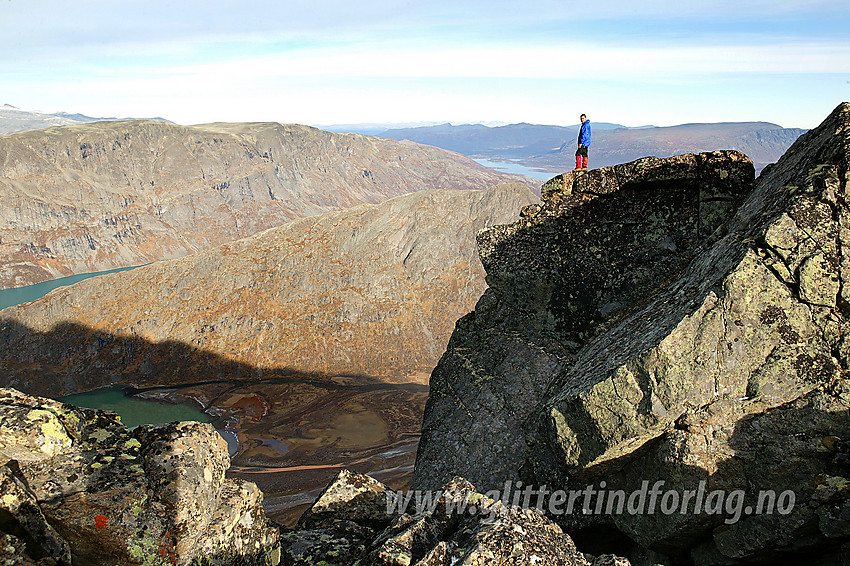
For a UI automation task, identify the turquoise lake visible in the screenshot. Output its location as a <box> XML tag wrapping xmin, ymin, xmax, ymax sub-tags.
<box><xmin>0</xmin><ymin>265</ymin><xmax>144</xmax><ymax>311</ymax></box>
<box><xmin>59</xmin><ymin>387</ymin><xmax>212</xmax><ymax>429</ymax></box>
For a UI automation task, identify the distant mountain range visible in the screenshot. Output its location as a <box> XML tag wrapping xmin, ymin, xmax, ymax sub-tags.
<box><xmin>376</xmin><ymin>121</ymin><xmax>631</xmax><ymax>158</ymax></box>
<box><xmin>3</xmin><ymin>107</ymin><xmax>805</xmax><ymax>176</ymax></box>
<box><xmin>0</xmin><ymin>104</ymin><xmax>171</xmax><ymax>135</ymax></box>
<box><xmin>371</xmin><ymin>120</ymin><xmax>807</xmax><ymax>175</ymax></box>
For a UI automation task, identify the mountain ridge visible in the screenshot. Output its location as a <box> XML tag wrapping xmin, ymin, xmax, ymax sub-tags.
<box><xmin>0</xmin><ymin>104</ymin><xmax>171</xmax><ymax>135</ymax></box>
<box><xmin>0</xmin><ymin>119</ymin><xmax>534</xmax><ymax>289</ymax></box>
<box><xmin>0</xmin><ymin>183</ymin><xmax>539</xmax><ymax>395</ymax></box>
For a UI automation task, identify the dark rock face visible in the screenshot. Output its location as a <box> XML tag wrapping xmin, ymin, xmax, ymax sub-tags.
<box><xmin>280</xmin><ymin>469</ymin><xmax>620</xmax><ymax>566</ymax></box>
<box><xmin>0</xmin><ymin>461</ymin><xmax>71</xmax><ymax>565</ymax></box>
<box><xmin>0</xmin><ymin>387</ymin><xmax>280</xmax><ymax>565</ymax></box>
<box><xmin>481</xmin><ymin>152</ymin><xmax>754</xmax><ymax>349</ymax></box>
<box><xmin>412</xmin><ymin>102</ymin><xmax>850</xmax><ymax>564</ymax></box>
<box><xmin>414</xmin><ymin>150</ymin><xmax>755</xmax><ymax>493</ymax></box>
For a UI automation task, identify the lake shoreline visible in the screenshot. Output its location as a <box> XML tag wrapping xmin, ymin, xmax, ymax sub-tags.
<box><xmin>56</xmin><ymin>375</ymin><xmax>429</xmax><ymax>526</ymax></box>
<box><xmin>0</xmin><ymin>263</ymin><xmax>148</xmax><ymax>311</ymax></box>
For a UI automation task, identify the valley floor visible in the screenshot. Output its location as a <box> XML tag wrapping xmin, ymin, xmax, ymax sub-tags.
<box><xmin>130</xmin><ymin>376</ymin><xmax>428</xmax><ymax>526</ymax></box>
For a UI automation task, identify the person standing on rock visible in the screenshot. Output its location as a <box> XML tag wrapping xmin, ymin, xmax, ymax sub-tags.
<box><xmin>575</xmin><ymin>114</ymin><xmax>591</xmax><ymax>170</ymax></box>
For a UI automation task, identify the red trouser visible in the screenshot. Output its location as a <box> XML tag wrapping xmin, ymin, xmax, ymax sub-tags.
<box><xmin>575</xmin><ymin>145</ymin><xmax>588</xmax><ymax>169</ymax></box>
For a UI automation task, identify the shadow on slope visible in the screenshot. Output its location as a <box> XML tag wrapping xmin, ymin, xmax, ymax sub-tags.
<box><xmin>0</xmin><ymin>318</ymin><xmax>429</xmax><ymax>526</ymax></box>
<box><xmin>0</xmin><ymin>318</ymin><xmax>404</xmax><ymax>397</ymax></box>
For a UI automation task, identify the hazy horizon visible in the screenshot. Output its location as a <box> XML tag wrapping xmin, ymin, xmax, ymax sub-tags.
<box><xmin>0</xmin><ymin>103</ymin><xmax>811</xmax><ymax>133</ymax></box>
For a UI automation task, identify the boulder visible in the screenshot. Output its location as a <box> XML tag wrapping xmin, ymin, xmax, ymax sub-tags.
<box><xmin>280</xmin><ymin>470</ymin><xmax>618</xmax><ymax>566</ymax></box>
<box><xmin>0</xmin><ymin>387</ymin><xmax>280</xmax><ymax>565</ymax></box>
<box><xmin>279</xmin><ymin>469</ymin><xmax>393</xmax><ymax>565</ymax></box>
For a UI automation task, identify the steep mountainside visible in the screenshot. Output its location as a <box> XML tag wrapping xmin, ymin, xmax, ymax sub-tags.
<box><xmin>0</xmin><ymin>120</ymin><xmax>532</xmax><ymax>289</ymax></box>
<box><xmin>412</xmin><ymin>103</ymin><xmax>850</xmax><ymax>564</ymax></box>
<box><xmin>0</xmin><ymin>184</ymin><xmax>538</xmax><ymax>396</ymax></box>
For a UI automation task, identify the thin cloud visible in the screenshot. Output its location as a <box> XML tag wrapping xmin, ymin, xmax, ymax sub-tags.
<box><xmin>1</xmin><ymin>0</ymin><xmax>847</xmax><ymax>127</ymax></box>
<box><xmin>137</xmin><ymin>39</ymin><xmax>850</xmax><ymax>81</ymax></box>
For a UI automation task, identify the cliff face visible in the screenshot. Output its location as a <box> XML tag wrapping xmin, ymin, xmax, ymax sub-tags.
<box><xmin>0</xmin><ymin>120</ymin><xmax>531</xmax><ymax>289</ymax></box>
<box><xmin>412</xmin><ymin>103</ymin><xmax>850</xmax><ymax>564</ymax></box>
<box><xmin>414</xmin><ymin>150</ymin><xmax>756</xmax><ymax>491</ymax></box>
<box><xmin>0</xmin><ymin>387</ymin><xmax>279</xmax><ymax>565</ymax></box>
<box><xmin>0</xmin><ymin>184</ymin><xmax>538</xmax><ymax>396</ymax></box>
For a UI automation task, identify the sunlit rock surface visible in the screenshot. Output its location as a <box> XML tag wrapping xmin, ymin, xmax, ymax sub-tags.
<box><xmin>280</xmin><ymin>469</ymin><xmax>618</xmax><ymax>566</ymax></box>
<box><xmin>0</xmin><ymin>387</ymin><xmax>280</xmax><ymax>565</ymax></box>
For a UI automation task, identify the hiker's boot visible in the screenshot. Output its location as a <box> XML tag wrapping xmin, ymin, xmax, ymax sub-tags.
<box><xmin>582</xmin><ymin>156</ymin><xmax>588</xmax><ymax>170</ymax></box>
<box><xmin>575</xmin><ymin>155</ymin><xmax>582</xmax><ymax>170</ymax></box>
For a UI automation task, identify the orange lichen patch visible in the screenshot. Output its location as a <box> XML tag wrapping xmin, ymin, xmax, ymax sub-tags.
<box><xmin>94</xmin><ymin>514</ymin><xmax>108</xmax><ymax>529</ymax></box>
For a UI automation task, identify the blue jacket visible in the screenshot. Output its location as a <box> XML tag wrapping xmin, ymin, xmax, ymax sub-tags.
<box><xmin>578</xmin><ymin>120</ymin><xmax>591</xmax><ymax>146</ymax></box>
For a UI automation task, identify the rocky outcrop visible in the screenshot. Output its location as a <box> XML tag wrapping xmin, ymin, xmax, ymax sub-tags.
<box><xmin>0</xmin><ymin>120</ymin><xmax>533</xmax><ymax>288</ymax></box>
<box><xmin>412</xmin><ymin>103</ymin><xmax>850</xmax><ymax>564</ymax></box>
<box><xmin>279</xmin><ymin>469</ymin><xmax>622</xmax><ymax>566</ymax></box>
<box><xmin>0</xmin><ymin>387</ymin><xmax>280</xmax><ymax>565</ymax></box>
<box><xmin>414</xmin><ymin>150</ymin><xmax>755</xmax><ymax>492</ymax></box>
<box><xmin>0</xmin><ymin>183</ymin><xmax>537</xmax><ymax>395</ymax></box>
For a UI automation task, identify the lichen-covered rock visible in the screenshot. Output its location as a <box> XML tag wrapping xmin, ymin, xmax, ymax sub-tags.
<box><xmin>531</xmin><ymin>104</ymin><xmax>850</xmax><ymax>563</ymax></box>
<box><xmin>135</xmin><ymin>422</ymin><xmax>231</xmax><ymax>544</ymax></box>
<box><xmin>587</xmin><ymin>556</ymin><xmax>632</xmax><ymax>566</ymax></box>
<box><xmin>298</xmin><ymin>469</ymin><xmax>393</xmax><ymax>530</ymax></box>
<box><xmin>414</xmin><ymin>150</ymin><xmax>755</xmax><ymax>493</ymax></box>
<box><xmin>0</xmin><ymin>533</ymin><xmax>39</xmax><ymax>566</ymax></box>
<box><xmin>0</xmin><ymin>461</ymin><xmax>71</xmax><ymax>565</ymax></box>
<box><xmin>412</xmin><ymin>102</ymin><xmax>850</xmax><ymax>564</ymax></box>
<box><xmin>0</xmin><ymin>387</ymin><xmax>280</xmax><ymax>566</ymax></box>
<box><xmin>280</xmin><ymin>470</ymin><xmax>394</xmax><ymax>565</ymax></box>
<box><xmin>366</xmin><ymin>476</ymin><xmax>591</xmax><ymax>566</ymax></box>
<box><xmin>281</xmin><ymin>471</ymin><xmax>616</xmax><ymax>566</ymax></box>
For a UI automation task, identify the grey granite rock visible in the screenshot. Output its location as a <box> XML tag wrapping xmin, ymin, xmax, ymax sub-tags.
<box><xmin>0</xmin><ymin>387</ymin><xmax>280</xmax><ymax>565</ymax></box>
<box><xmin>281</xmin><ymin>470</ymin><xmax>617</xmax><ymax>566</ymax></box>
<box><xmin>414</xmin><ymin>150</ymin><xmax>755</xmax><ymax>493</ymax></box>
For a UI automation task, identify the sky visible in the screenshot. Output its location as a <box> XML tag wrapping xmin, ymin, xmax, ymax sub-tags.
<box><xmin>1</xmin><ymin>0</ymin><xmax>849</xmax><ymax>129</ymax></box>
